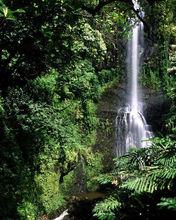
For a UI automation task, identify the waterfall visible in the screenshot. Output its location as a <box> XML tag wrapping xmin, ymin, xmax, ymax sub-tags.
<box><xmin>53</xmin><ymin>210</ymin><xmax>68</xmax><ymax>220</ymax></box>
<box><xmin>115</xmin><ymin>0</ymin><xmax>153</xmax><ymax>156</ymax></box>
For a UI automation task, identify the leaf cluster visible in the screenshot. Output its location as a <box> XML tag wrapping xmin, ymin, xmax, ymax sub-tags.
<box><xmin>93</xmin><ymin>138</ymin><xmax>176</xmax><ymax>219</ymax></box>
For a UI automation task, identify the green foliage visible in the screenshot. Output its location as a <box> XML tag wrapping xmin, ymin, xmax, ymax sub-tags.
<box><xmin>120</xmin><ymin>138</ymin><xmax>176</xmax><ymax>193</ymax></box>
<box><xmin>0</xmin><ymin>2</ymin><xmax>124</xmax><ymax>214</ymax></box>
<box><xmin>141</xmin><ymin>67</ymin><xmax>161</xmax><ymax>90</ymax></box>
<box><xmin>96</xmin><ymin>173</ymin><xmax>114</xmax><ymax>185</ymax></box>
<box><xmin>85</xmin><ymin>152</ymin><xmax>104</xmax><ymax>190</ymax></box>
<box><xmin>1</xmin><ymin>0</ymin><xmax>176</xmax><ymax>219</ymax></box>
<box><xmin>61</xmin><ymin>150</ymin><xmax>103</xmax><ymax>195</ymax></box>
<box><xmin>57</xmin><ymin>60</ymin><xmax>100</xmax><ymax>101</ymax></box>
<box><xmin>165</xmin><ymin>71</ymin><xmax>176</xmax><ymax>135</ymax></box>
<box><xmin>0</xmin><ymin>1</ymin><xmax>24</xmax><ymax>20</ymax></box>
<box><xmin>71</xmin><ymin>20</ymin><xmax>107</xmax><ymax>60</ymax></box>
<box><xmin>17</xmin><ymin>201</ymin><xmax>37</xmax><ymax>220</ymax></box>
<box><xmin>0</xmin><ymin>0</ymin><xmax>109</xmax><ymax>91</ymax></box>
<box><xmin>98</xmin><ymin>69</ymin><xmax>120</xmax><ymax>89</ymax></box>
<box><xmin>93</xmin><ymin>196</ymin><xmax>121</xmax><ymax>220</ymax></box>
<box><xmin>158</xmin><ymin>198</ymin><xmax>176</xmax><ymax>210</ymax></box>
<box><xmin>35</xmin><ymin>171</ymin><xmax>65</xmax><ymax>214</ymax></box>
<box><xmin>94</xmin><ymin>138</ymin><xmax>176</xmax><ymax>219</ymax></box>
<box><xmin>0</xmin><ymin>58</ymin><xmax>116</xmax><ymax>218</ymax></box>
<box><xmin>123</xmin><ymin>167</ymin><xmax>176</xmax><ymax>193</ymax></box>
<box><xmin>0</xmin><ymin>96</ymin><xmax>4</xmax><ymax>115</ymax></box>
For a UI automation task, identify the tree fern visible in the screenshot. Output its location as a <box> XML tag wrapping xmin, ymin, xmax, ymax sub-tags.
<box><xmin>156</xmin><ymin>156</ymin><xmax>176</xmax><ymax>167</ymax></box>
<box><xmin>94</xmin><ymin>138</ymin><xmax>176</xmax><ymax>219</ymax></box>
<box><xmin>112</xmin><ymin>138</ymin><xmax>176</xmax><ymax>193</ymax></box>
<box><xmin>123</xmin><ymin>167</ymin><xmax>176</xmax><ymax>193</ymax></box>
<box><xmin>93</xmin><ymin>196</ymin><xmax>121</xmax><ymax>220</ymax></box>
<box><xmin>122</xmin><ymin>173</ymin><xmax>157</xmax><ymax>193</ymax></box>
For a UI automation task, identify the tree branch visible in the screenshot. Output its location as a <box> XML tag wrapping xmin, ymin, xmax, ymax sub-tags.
<box><xmin>79</xmin><ymin>0</ymin><xmax>150</xmax><ymax>36</ymax></box>
<box><xmin>80</xmin><ymin>0</ymin><xmax>133</xmax><ymax>15</ymax></box>
<box><xmin>81</xmin><ymin>0</ymin><xmax>117</xmax><ymax>15</ymax></box>
<box><xmin>130</xmin><ymin>6</ymin><xmax>150</xmax><ymax>34</ymax></box>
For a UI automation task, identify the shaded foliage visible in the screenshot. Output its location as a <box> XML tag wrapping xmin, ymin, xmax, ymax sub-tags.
<box><xmin>93</xmin><ymin>138</ymin><xmax>176</xmax><ymax>219</ymax></box>
<box><xmin>0</xmin><ymin>0</ymin><xmax>176</xmax><ymax>219</ymax></box>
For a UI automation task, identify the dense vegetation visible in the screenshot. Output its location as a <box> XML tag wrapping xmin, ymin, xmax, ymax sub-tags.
<box><xmin>0</xmin><ymin>0</ymin><xmax>175</xmax><ymax>219</ymax></box>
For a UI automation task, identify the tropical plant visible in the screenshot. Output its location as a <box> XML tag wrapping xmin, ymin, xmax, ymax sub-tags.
<box><xmin>93</xmin><ymin>138</ymin><xmax>176</xmax><ymax>219</ymax></box>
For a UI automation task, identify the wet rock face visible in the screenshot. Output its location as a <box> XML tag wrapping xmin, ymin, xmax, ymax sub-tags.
<box><xmin>98</xmin><ymin>83</ymin><xmax>169</xmax><ymax>132</ymax></box>
<box><xmin>95</xmin><ymin>82</ymin><xmax>169</xmax><ymax>161</ymax></box>
<box><xmin>142</xmin><ymin>89</ymin><xmax>170</xmax><ymax>133</ymax></box>
<box><xmin>94</xmin><ymin>83</ymin><xmax>127</xmax><ymax>168</ymax></box>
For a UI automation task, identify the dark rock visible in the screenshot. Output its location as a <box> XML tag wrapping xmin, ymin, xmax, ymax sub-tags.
<box><xmin>67</xmin><ymin>192</ymin><xmax>104</xmax><ymax>220</ymax></box>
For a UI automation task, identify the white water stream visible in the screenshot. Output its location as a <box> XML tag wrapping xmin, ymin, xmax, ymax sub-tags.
<box><xmin>115</xmin><ymin>0</ymin><xmax>153</xmax><ymax>156</ymax></box>
<box><xmin>53</xmin><ymin>210</ymin><xmax>68</xmax><ymax>220</ymax></box>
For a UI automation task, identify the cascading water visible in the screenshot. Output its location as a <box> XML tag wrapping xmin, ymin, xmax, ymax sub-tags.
<box><xmin>115</xmin><ymin>0</ymin><xmax>153</xmax><ymax>156</ymax></box>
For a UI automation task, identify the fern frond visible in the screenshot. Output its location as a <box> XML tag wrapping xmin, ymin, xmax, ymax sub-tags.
<box><xmin>156</xmin><ymin>156</ymin><xmax>176</xmax><ymax>167</ymax></box>
<box><xmin>159</xmin><ymin>168</ymin><xmax>176</xmax><ymax>180</ymax></box>
<box><xmin>122</xmin><ymin>167</ymin><xmax>176</xmax><ymax>193</ymax></box>
<box><xmin>93</xmin><ymin>196</ymin><xmax>121</xmax><ymax>220</ymax></box>
<box><xmin>122</xmin><ymin>172</ymin><xmax>158</xmax><ymax>193</ymax></box>
<box><xmin>96</xmin><ymin>173</ymin><xmax>114</xmax><ymax>185</ymax></box>
<box><xmin>158</xmin><ymin>198</ymin><xmax>176</xmax><ymax>210</ymax></box>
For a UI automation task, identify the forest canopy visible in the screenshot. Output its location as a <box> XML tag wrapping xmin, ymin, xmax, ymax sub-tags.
<box><xmin>0</xmin><ymin>0</ymin><xmax>176</xmax><ymax>219</ymax></box>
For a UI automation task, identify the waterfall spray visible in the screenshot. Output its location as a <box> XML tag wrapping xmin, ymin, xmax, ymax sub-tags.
<box><xmin>115</xmin><ymin>0</ymin><xmax>153</xmax><ymax>156</ymax></box>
